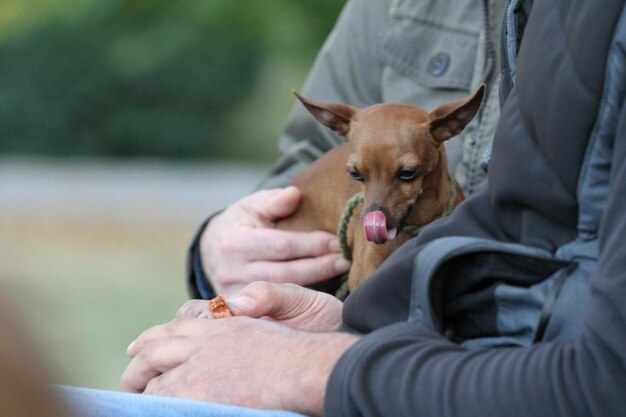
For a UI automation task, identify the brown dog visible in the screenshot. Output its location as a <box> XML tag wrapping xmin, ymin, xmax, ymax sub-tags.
<box><xmin>276</xmin><ymin>85</ymin><xmax>485</xmax><ymax>292</ymax></box>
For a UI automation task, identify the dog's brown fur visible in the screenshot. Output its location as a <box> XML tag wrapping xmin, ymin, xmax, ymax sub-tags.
<box><xmin>276</xmin><ymin>86</ymin><xmax>485</xmax><ymax>291</ymax></box>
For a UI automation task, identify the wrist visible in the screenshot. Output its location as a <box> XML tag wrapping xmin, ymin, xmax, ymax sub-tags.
<box><xmin>286</xmin><ymin>332</ymin><xmax>360</xmax><ymax>416</ymax></box>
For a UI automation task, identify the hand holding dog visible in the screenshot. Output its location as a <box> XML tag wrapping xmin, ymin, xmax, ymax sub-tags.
<box><xmin>177</xmin><ymin>281</ymin><xmax>343</xmax><ymax>332</ymax></box>
<box><xmin>122</xmin><ymin>316</ymin><xmax>359</xmax><ymax>416</ymax></box>
<box><xmin>200</xmin><ymin>186</ymin><xmax>351</xmax><ymax>296</ymax></box>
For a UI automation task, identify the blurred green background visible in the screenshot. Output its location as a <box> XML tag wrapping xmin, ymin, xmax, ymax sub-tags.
<box><xmin>0</xmin><ymin>0</ymin><xmax>343</xmax><ymax>162</ymax></box>
<box><xmin>0</xmin><ymin>0</ymin><xmax>343</xmax><ymax>391</ymax></box>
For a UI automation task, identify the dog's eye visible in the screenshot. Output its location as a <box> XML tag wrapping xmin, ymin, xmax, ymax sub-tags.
<box><xmin>347</xmin><ymin>168</ymin><xmax>364</xmax><ymax>182</ymax></box>
<box><xmin>398</xmin><ymin>168</ymin><xmax>420</xmax><ymax>182</ymax></box>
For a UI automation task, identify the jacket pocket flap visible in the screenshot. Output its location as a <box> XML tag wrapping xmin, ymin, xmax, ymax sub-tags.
<box><xmin>409</xmin><ymin>236</ymin><xmax>567</xmax><ymax>346</ymax></box>
<box><xmin>375</xmin><ymin>13</ymin><xmax>478</xmax><ymax>90</ymax></box>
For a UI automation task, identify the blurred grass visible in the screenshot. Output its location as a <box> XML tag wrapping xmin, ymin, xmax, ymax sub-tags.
<box><xmin>0</xmin><ymin>218</ymin><xmax>189</xmax><ymax>389</ymax></box>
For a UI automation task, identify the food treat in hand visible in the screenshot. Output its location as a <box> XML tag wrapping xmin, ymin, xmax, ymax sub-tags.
<box><xmin>209</xmin><ymin>295</ymin><xmax>232</xmax><ymax>319</ymax></box>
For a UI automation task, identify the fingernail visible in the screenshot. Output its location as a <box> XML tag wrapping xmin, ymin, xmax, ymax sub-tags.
<box><xmin>329</xmin><ymin>238</ymin><xmax>340</xmax><ymax>252</ymax></box>
<box><xmin>126</xmin><ymin>340</ymin><xmax>136</xmax><ymax>355</ymax></box>
<box><xmin>335</xmin><ymin>258</ymin><xmax>351</xmax><ymax>273</ymax></box>
<box><xmin>285</xmin><ymin>185</ymin><xmax>298</xmax><ymax>193</ymax></box>
<box><xmin>226</xmin><ymin>295</ymin><xmax>254</xmax><ymax>311</ymax></box>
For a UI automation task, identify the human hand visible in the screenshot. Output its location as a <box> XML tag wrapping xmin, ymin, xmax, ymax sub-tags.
<box><xmin>177</xmin><ymin>281</ymin><xmax>343</xmax><ymax>332</ymax></box>
<box><xmin>121</xmin><ymin>317</ymin><xmax>359</xmax><ymax>416</ymax></box>
<box><xmin>200</xmin><ymin>186</ymin><xmax>351</xmax><ymax>296</ymax></box>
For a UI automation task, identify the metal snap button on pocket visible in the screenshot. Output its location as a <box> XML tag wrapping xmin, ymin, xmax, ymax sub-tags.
<box><xmin>427</xmin><ymin>52</ymin><xmax>450</xmax><ymax>77</ymax></box>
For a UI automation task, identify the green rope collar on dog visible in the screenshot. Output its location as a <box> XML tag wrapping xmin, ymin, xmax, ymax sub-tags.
<box><xmin>336</xmin><ymin>173</ymin><xmax>458</xmax><ymax>261</ymax></box>
<box><xmin>337</xmin><ymin>192</ymin><xmax>365</xmax><ymax>261</ymax></box>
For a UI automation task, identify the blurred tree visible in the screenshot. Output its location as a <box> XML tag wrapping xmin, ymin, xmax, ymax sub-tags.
<box><xmin>0</xmin><ymin>0</ymin><xmax>343</xmax><ymax>160</ymax></box>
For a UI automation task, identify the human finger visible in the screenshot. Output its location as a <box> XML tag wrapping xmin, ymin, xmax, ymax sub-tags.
<box><xmin>226</xmin><ymin>282</ymin><xmax>343</xmax><ymax>332</ymax></box>
<box><xmin>127</xmin><ymin>319</ymin><xmax>207</xmax><ymax>358</ymax></box>
<box><xmin>235</xmin><ymin>186</ymin><xmax>302</xmax><ymax>225</ymax></box>
<box><xmin>176</xmin><ymin>300</ymin><xmax>210</xmax><ymax>319</ymax></box>
<box><xmin>142</xmin><ymin>367</ymin><xmax>179</xmax><ymax>398</ymax></box>
<box><xmin>120</xmin><ymin>336</ymin><xmax>192</xmax><ymax>393</ymax></box>
<box><xmin>231</xmin><ymin>229</ymin><xmax>342</xmax><ymax>262</ymax></box>
<box><xmin>227</xmin><ymin>282</ymin><xmax>319</xmax><ymax>318</ymax></box>
<box><xmin>244</xmin><ymin>253</ymin><xmax>350</xmax><ymax>286</ymax></box>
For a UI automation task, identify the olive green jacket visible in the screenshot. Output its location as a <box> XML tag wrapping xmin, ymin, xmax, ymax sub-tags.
<box><xmin>258</xmin><ymin>0</ymin><xmax>506</xmax><ymax>196</ymax></box>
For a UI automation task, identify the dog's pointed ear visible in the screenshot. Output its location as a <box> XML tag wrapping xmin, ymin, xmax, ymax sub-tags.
<box><xmin>427</xmin><ymin>84</ymin><xmax>485</xmax><ymax>144</ymax></box>
<box><xmin>293</xmin><ymin>91</ymin><xmax>356</xmax><ymax>137</ymax></box>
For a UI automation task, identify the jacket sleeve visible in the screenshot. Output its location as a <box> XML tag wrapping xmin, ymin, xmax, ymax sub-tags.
<box><xmin>185</xmin><ymin>216</ymin><xmax>215</xmax><ymax>299</ymax></box>
<box><xmin>324</xmin><ymin>99</ymin><xmax>626</xmax><ymax>417</ymax></box>
<box><xmin>185</xmin><ymin>0</ymin><xmax>390</xmax><ymax>298</ymax></box>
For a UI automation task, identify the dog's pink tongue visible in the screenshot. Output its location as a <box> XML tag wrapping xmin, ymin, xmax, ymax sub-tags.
<box><xmin>364</xmin><ymin>211</ymin><xmax>396</xmax><ymax>244</ymax></box>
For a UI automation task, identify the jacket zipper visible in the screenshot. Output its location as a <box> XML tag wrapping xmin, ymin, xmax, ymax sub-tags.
<box><xmin>480</xmin><ymin>0</ymin><xmax>496</xmax><ymax>83</ymax></box>
<box><xmin>501</xmin><ymin>0</ymin><xmax>517</xmax><ymax>92</ymax></box>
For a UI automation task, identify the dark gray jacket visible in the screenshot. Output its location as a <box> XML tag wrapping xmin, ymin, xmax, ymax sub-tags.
<box><xmin>326</xmin><ymin>0</ymin><xmax>626</xmax><ymax>416</ymax></box>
